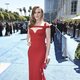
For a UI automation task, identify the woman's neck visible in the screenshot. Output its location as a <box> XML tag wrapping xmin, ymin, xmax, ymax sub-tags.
<box><xmin>36</xmin><ymin>19</ymin><xmax>43</xmax><ymax>25</ymax></box>
<box><xmin>36</xmin><ymin>19</ymin><xmax>41</xmax><ymax>23</ymax></box>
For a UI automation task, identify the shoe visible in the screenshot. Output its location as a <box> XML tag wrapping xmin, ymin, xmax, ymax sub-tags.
<box><xmin>62</xmin><ymin>56</ymin><xmax>68</xmax><ymax>59</ymax></box>
<box><xmin>50</xmin><ymin>41</ymin><xmax>52</xmax><ymax>43</ymax></box>
<box><xmin>64</xmin><ymin>56</ymin><xmax>68</xmax><ymax>58</ymax></box>
<box><xmin>70</xmin><ymin>36</ymin><xmax>74</xmax><ymax>38</ymax></box>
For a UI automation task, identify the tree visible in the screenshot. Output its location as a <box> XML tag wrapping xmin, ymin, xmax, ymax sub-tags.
<box><xmin>23</xmin><ymin>7</ymin><xmax>26</xmax><ymax>16</ymax></box>
<box><xmin>19</xmin><ymin>16</ymin><xmax>26</xmax><ymax>21</ymax></box>
<box><xmin>19</xmin><ymin>8</ymin><xmax>22</xmax><ymax>15</ymax></box>
<box><xmin>29</xmin><ymin>6</ymin><xmax>32</xmax><ymax>11</ymax></box>
<box><xmin>13</xmin><ymin>12</ymin><xmax>19</xmax><ymax>20</ymax></box>
<box><xmin>13</xmin><ymin>12</ymin><xmax>19</xmax><ymax>16</ymax></box>
<box><xmin>28</xmin><ymin>9</ymin><xmax>30</xmax><ymax>16</ymax></box>
<box><xmin>0</xmin><ymin>8</ymin><xmax>4</xmax><ymax>12</ymax></box>
<box><xmin>9</xmin><ymin>13</ymin><xmax>15</xmax><ymax>21</ymax></box>
<box><xmin>28</xmin><ymin>6</ymin><xmax>32</xmax><ymax>16</ymax></box>
<box><xmin>0</xmin><ymin>12</ymin><xmax>4</xmax><ymax>20</ymax></box>
<box><xmin>2</xmin><ymin>12</ymin><xmax>10</xmax><ymax>21</ymax></box>
<box><xmin>5</xmin><ymin>9</ymin><xmax>8</xmax><ymax>13</ymax></box>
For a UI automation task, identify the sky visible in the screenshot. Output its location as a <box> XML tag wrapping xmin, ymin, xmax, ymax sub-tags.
<box><xmin>0</xmin><ymin>0</ymin><xmax>44</xmax><ymax>15</ymax></box>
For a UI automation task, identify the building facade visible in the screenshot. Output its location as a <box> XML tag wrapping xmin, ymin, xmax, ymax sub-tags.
<box><xmin>57</xmin><ymin>0</ymin><xmax>80</xmax><ymax>20</ymax></box>
<box><xmin>44</xmin><ymin>0</ymin><xmax>80</xmax><ymax>21</ymax></box>
<box><xmin>44</xmin><ymin>0</ymin><xmax>59</xmax><ymax>22</ymax></box>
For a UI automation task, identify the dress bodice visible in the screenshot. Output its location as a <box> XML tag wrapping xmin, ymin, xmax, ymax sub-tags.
<box><xmin>29</xmin><ymin>24</ymin><xmax>50</xmax><ymax>47</ymax></box>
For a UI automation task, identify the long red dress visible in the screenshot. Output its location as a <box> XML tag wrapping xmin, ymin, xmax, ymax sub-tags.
<box><xmin>28</xmin><ymin>23</ymin><xmax>50</xmax><ymax>80</ymax></box>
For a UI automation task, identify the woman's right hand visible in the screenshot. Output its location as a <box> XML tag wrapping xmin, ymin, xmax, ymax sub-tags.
<box><xmin>27</xmin><ymin>41</ymin><xmax>31</xmax><ymax>46</ymax></box>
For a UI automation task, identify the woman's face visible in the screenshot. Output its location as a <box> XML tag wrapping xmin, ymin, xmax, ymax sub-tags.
<box><xmin>34</xmin><ymin>8</ymin><xmax>43</xmax><ymax>20</ymax></box>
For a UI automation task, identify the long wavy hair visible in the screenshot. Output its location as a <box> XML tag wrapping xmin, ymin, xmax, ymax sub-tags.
<box><xmin>29</xmin><ymin>6</ymin><xmax>43</xmax><ymax>27</ymax></box>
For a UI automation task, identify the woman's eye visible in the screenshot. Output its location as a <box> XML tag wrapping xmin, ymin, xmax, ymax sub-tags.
<box><xmin>34</xmin><ymin>11</ymin><xmax>41</xmax><ymax>14</ymax></box>
<box><xmin>38</xmin><ymin>12</ymin><xmax>40</xmax><ymax>13</ymax></box>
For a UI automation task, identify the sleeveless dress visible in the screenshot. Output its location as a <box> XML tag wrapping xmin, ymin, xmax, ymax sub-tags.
<box><xmin>28</xmin><ymin>23</ymin><xmax>50</xmax><ymax>80</ymax></box>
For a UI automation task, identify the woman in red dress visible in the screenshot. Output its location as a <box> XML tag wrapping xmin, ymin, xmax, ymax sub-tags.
<box><xmin>27</xmin><ymin>6</ymin><xmax>51</xmax><ymax>80</ymax></box>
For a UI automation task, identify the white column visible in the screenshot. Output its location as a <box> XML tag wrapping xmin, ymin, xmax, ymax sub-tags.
<box><xmin>77</xmin><ymin>0</ymin><xmax>80</xmax><ymax>14</ymax></box>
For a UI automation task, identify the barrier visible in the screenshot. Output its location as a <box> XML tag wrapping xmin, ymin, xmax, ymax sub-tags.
<box><xmin>55</xmin><ymin>27</ymin><xmax>67</xmax><ymax>58</ymax></box>
<box><xmin>54</xmin><ymin>26</ymin><xmax>79</xmax><ymax>62</ymax></box>
<box><xmin>64</xmin><ymin>35</ymin><xmax>79</xmax><ymax>61</ymax></box>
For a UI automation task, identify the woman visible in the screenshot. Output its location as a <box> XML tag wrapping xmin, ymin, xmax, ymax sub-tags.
<box><xmin>27</xmin><ymin>6</ymin><xmax>51</xmax><ymax>80</ymax></box>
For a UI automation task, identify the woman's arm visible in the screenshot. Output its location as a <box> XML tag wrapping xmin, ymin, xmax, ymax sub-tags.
<box><xmin>44</xmin><ymin>24</ymin><xmax>51</xmax><ymax>63</ymax></box>
<box><xmin>27</xmin><ymin>27</ymin><xmax>31</xmax><ymax>46</ymax></box>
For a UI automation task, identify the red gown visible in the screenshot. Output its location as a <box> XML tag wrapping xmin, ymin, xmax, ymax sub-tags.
<box><xmin>28</xmin><ymin>23</ymin><xmax>50</xmax><ymax>80</ymax></box>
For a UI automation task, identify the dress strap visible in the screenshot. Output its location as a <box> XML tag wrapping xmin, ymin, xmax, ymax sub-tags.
<box><xmin>44</xmin><ymin>22</ymin><xmax>50</xmax><ymax>28</ymax></box>
<box><xmin>41</xmin><ymin>21</ymin><xmax>50</xmax><ymax>28</ymax></box>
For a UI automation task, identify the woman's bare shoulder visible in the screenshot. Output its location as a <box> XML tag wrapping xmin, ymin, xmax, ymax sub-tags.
<box><xmin>44</xmin><ymin>21</ymin><xmax>51</xmax><ymax>26</ymax></box>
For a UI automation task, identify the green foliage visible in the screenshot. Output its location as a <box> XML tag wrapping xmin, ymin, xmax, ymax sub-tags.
<box><xmin>18</xmin><ymin>16</ymin><xmax>26</xmax><ymax>21</ymax></box>
<box><xmin>75</xmin><ymin>43</ymin><xmax>80</xmax><ymax>59</ymax></box>
<box><xmin>0</xmin><ymin>8</ymin><xmax>27</xmax><ymax>21</ymax></box>
<box><xmin>9</xmin><ymin>13</ymin><xmax>15</xmax><ymax>21</ymax></box>
<box><xmin>2</xmin><ymin>12</ymin><xmax>10</xmax><ymax>20</ymax></box>
<box><xmin>24</xmin><ymin>16</ymin><xmax>30</xmax><ymax>21</ymax></box>
<box><xmin>13</xmin><ymin>12</ymin><xmax>19</xmax><ymax>20</ymax></box>
<box><xmin>0</xmin><ymin>12</ymin><xmax>4</xmax><ymax>20</ymax></box>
